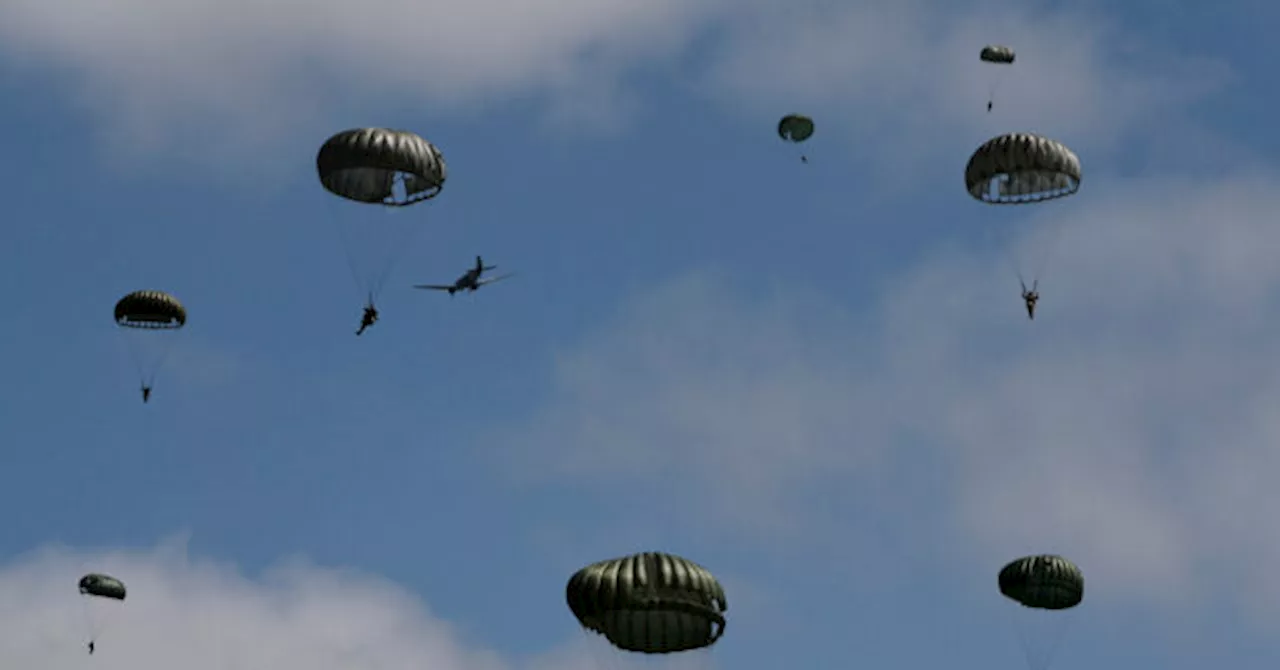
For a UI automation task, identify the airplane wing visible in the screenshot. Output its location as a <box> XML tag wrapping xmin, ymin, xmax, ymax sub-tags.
<box><xmin>477</xmin><ymin>273</ymin><xmax>515</xmax><ymax>286</ymax></box>
<box><xmin>412</xmin><ymin>284</ymin><xmax>455</xmax><ymax>291</ymax></box>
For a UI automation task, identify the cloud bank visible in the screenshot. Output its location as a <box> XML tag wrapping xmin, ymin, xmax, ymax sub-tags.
<box><xmin>0</xmin><ymin>0</ymin><xmax>1230</xmax><ymax>166</ymax></box>
<box><xmin>0</xmin><ymin>539</ymin><xmax>715</xmax><ymax>670</ymax></box>
<box><xmin>499</xmin><ymin>167</ymin><xmax>1280</xmax><ymax>623</ymax></box>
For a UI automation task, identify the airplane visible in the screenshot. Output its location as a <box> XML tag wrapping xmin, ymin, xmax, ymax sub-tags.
<box><xmin>413</xmin><ymin>256</ymin><xmax>513</xmax><ymax>296</ymax></box>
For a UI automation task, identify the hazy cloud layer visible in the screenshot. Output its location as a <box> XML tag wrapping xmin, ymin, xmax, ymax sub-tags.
<box><xmin>0</xmin><ymin>539</ymin><xmax>714</xmax><ymax>670</ymax></box>
<box><xmin>0</xmin><ymin>0</ymin><xmax>1230</xmax><ymax>166</ymax></box>
<box><xmin>500</xmin><ymin>168</ymin><xmax>1280</xmax><ymax>619</ymax></box>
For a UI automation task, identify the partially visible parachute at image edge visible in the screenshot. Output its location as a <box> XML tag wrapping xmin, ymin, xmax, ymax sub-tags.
<box><xmin>965</xmin><ymin>133</ymin><xmax>1081</xmax><ymax>204</ymax></box>
<box><xmin>79</xmin><ymin>573</ymin><xmax>127</xmax><ymax>601</ymax></box>
<box><xmin>998</xmin><ymin>554</ymin><xmax>1083</xmax><ymax>610</ymax></box>
<box><xmin>567</xmin><ymin>551</ymin><xmax>727</xmax><ymax>654</ymax></box>
<box><xmin>980</xmin><ymin>45</ymin><xmax>1016</xmax><ymax>64</ymax></box>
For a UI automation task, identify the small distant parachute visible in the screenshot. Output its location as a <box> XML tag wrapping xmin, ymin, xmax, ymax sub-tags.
<box><xmin>114</xmin><ymin>290</ymin><xmax>186</xmax><ymax>403</ymax></box>
<box><xmin>567</xmin><ymin>551</ymin><xmax>727</xmax><ymax>658</ymax></box>
<box><xmin>979</xmin><ymin>45</ymin><xmax>1016</xmax><ymax>111</ymax></box>
<box><xmin>777</xmin><ymin>114</ymin><xmax>814</xmax><ymax>163</ymax></box>
<box><xmin>965</xmin><ymin>133</ymin><xmax>1081</xmax><ymax>205</ymax></box>
<box><xmin>79</xmin><ymin>573</ymin><xmax>126</xmax><ymax>653</ymax></box>
<box><xmin>980</xmin><ymin>45</ymin><xmax>1016</xmax><ymax>64</ymax></box>
<box><xmin>79</xmin><ymin>573</ymin><xmax>126</xmax><ymax>601</ymax></box>
<box><xmin>998</xmin><ymin>555</ymin><xmax>1083</xmax><ymax>669</ymax></box>
<box><xmin>316</xmin><ymin>127</ymin><xmax>447</xmax><ymax>316</ymax></box>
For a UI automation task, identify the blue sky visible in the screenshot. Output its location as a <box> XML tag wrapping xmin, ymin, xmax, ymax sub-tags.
<box><xmin>1</xmin><ymin>0</ymin><xmax>1278</xmax><ymax>668</ymax></box>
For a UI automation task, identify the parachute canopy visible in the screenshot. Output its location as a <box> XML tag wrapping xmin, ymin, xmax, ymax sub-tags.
<box><xmin>567</xmin><ymin>551</ymin><xmax>727</xmax><ymax>654</ymax></box>
<box><xmin>965</xmin><ymin>133</ymin><xmax>1081</xmax><ymax>204</ymax></box>
<box><xmin>317</xmin><ymin>128</ymin><xmax>446</xmax><ymax>207</ymax></box>
<box><xmin>999</xmin><ymin>555</ymin><xmax>1082</xmax><ymax>610</ymax></box>
<box><xmin>980</xmin><ymin>45</ymin><xmax>1016</xmax><ymax>64</ymax></box>
<box><xmin>777</xmin><ymin>114</ymin><xmax>814</xmax><ymax>143</ymax></box>
<box><xmin>114</xmin><ymin>290</ymin><xmax>186</xmax><ymax>329</ymax></box>
<box><xmin>79</xmin><ymin>573</ymin><xmax>126</xmax><ymax>601</ymax></box>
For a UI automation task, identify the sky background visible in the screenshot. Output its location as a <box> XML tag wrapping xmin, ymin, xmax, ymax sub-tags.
<box><xmin>1</xmin><ymin>0</ymin><xmax>1278</xmax><ymax>668</ymax></box>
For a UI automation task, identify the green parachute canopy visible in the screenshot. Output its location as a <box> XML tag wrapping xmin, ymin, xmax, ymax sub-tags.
<box><xmin>316</xmin><ymin>127</ymin><xmax>448</xmax><ymax>307</ymax></box>
<box><xmin>567</xmin><ymin>551</ymin><xmax>727</xmax><ymax>654</ymax></box>
<box><xmin>965</xmin><ymin>133</ymin><xmax>1081</xmax><ymax>204</ymax></box>
<box><xmin>79</xmin><ymin>573</ymin><xmax>127</xmax><ymax>601</ymax></box>
<box><xmin>980</xmin><ymin>45</ymin><xmax>1016</xmax><ymax>64</ymax></box>
<box><xmin>113</xmin><ymin>290</ymin><xmax>186</xmax><ymax>399</ymax></box>
<box><xmin>317</xmin><ymin>127</ymin><xmax>447</xmax><ymax>207</ymax></box>
<box><xmin>777</xmin><ymin>114</ymin><xmax>815</xmax><ymax>143</ymax></box>
<box><xmin>998</xmin><ymin>554</ymin><xmax>1083</xmax><ymax>610</ymax></box>
<box><xmin>114</xmin><ymin>290</ymin><xmax>186</xmax><ymax>330</ymax></box>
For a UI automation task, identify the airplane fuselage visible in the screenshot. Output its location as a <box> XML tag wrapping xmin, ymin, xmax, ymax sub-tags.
<box><xmin>416</xmin><ymin>258</ymin><xmax>502</xmax><ymax>295</ymax></box>
<box><xmin>453</xmin><ymin>270</ymin><xmax>481</xmax><ymax>291</ymax></box>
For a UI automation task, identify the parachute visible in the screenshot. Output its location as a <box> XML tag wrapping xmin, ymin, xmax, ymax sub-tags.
<box><xmin>965</xmin><ymin>133</ymin><xmax>1081</xmax><ymax>204</ymax></box>
<box><xmin>998</xmin><ymin>555</ymin><xmax>1083</xmax><ymax>670</ymax></box>
<box><xmin>567</xmin><ymin>551</ymin><xmax>726</xmax><ymax>663</ymax></box>
<box><xmin>980</xmin><ymin>45</ymin><xmax>1016</xmax><ymax>64</ymax></box>
<box><xmin>79</xmin><ymin>574</ymin><xmax>126</xmax><ymax>600</ymax></box>
<box><xmin>777</xmin><ymin>114</ymin><xmax>814</xmax><ymax>163</ymax></box>
<box><xmin>79</xmin><ymin>573</ymin><xmax>126</xmax><ymax>653</ymax></box>
<box><xmin>316</xmin><ymin>127</ymin><xmax>447</xmax><ymax>313</ymax></box>
<box><xmin>114</xmin><ymin>290</ymin><xmax>186</xmax><ymax>402</ymax></box>
<box><xmin>965</xmin><ymin>133</ymin><xmax>1082</xmax><ymax>291</ymax></box>
<box><xmin>999</xmin><ymin>554</ymin><xmax>1083</xmax><ymax>610</ymax></box>
<box><xmin>979</xmin><ymin>45</ymin><xmax>1016</xmax><ymax>111</ymax></box>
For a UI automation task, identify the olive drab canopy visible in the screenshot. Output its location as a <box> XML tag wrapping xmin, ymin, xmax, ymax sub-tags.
<box><xmin>999</xmin><ymin>555</ymin><xmax>1083</xmax><ymax>610</ymax></box>
<box><xmin>316</xmin><ymin>127</ymin><xmax>447</xmax><ymax>310</ymax></box>
<box><xmin>114</xmin><ymin>291</ymin><xmax>186</xmax><ymax>329</ymax></box>
<box><xmin>965</xmin><ymin>133</ymin><xmax>1081</xmax><ymax>204</ymax></box>
<box><xmin>998</xmin><ymin>555</ymin><xmax>1082</xmax><ymax>670</ymax></box>
<box><xmin>980</xmin><ymin>45</ymin><xmax>1016</xmax><ymax>64</ymax></box>
<box><xmin>777</xmin><ymin>114</ymin><xmax>815</xmax><ymax>143</ymax></box>
<box><xmin>567</xmin><ymin>551</ymin><xmax>727</xmax><ymax>654</ymax></box>
<box><xmin>79</xmin><ymin>573</ymin><xmax>127</xmax><ymax>601</ymax></box>
<box><xmin>113</xmin><ymin>290</ymin><xmax>186</xmax><ymax>399</ymax></box>
<box><xmin>316</xmin><ymin>128</ymin><xmax>447</xmax><ymax>207</ymax></box>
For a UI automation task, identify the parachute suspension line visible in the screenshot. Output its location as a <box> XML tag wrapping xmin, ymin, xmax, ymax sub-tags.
<box><xmin>145</xmin><ymin>334</ymin><xmax>178</xmax><ymax>388</ymax></box>
<box><xmin>330</xmin><ymin>216</ymin><xmax>369</xmax><ymax>305</ymax></box>
<box><xmin>1027</xmin><ymin>217</ymin><xmax>1071</xmax><ymax>286</ymax></box>
<box><xmin>367</xmin><ymin>203</ymin><xmax>429</xmax><ymax>303</ymax></box>
<box><xmin>80</xmin><ymin>597</ymin><xmax>113</xmax><ymax>648</ymax></box>
<box><xmin>1009</xmin><ymin>609</ymin><xmax>1074</xmax><ymax>670</ymax></box>
<box><xmin>578</xmin><ymin>628</ymin><xmax>617</xmax><ymax>670</ymax></box>
<box><xmin>120</xmin><ymin>331</ymin><xmax>175</xmax><ymax>391</ymax></box>
<box><xmin>985</xmin><ymin>223</ymin><xmax>1029</xmax><ymax>289</ymax></box>
<box><xmin>329</xmin><ymin>201</ymin><xmax>428</xmax><ymax>307</ymax></box>
<box><xmin>366</xmin><ymin>175</ymin><xmax>412</xmax><ymax>301</ymax></box>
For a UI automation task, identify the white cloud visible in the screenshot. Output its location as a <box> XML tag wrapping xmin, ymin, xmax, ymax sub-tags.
<box><xmin>497</xmin><ymin>168</ymin><xmax>1280</xmax><ymax>621</ymax></box>
<box><xmin>0</xmin><ymin>538</ymin><xmax>719</xmax><ymax>670</ymax></box>
<box><xmin>0</xmin><ymin>0</ymin><xmax>726</xmax><ymax>164</ymax></box>
<box><xmin>0</xmin><ymin>0</ymin><xmax>1231</xmax><ymax>169</ymax></box>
